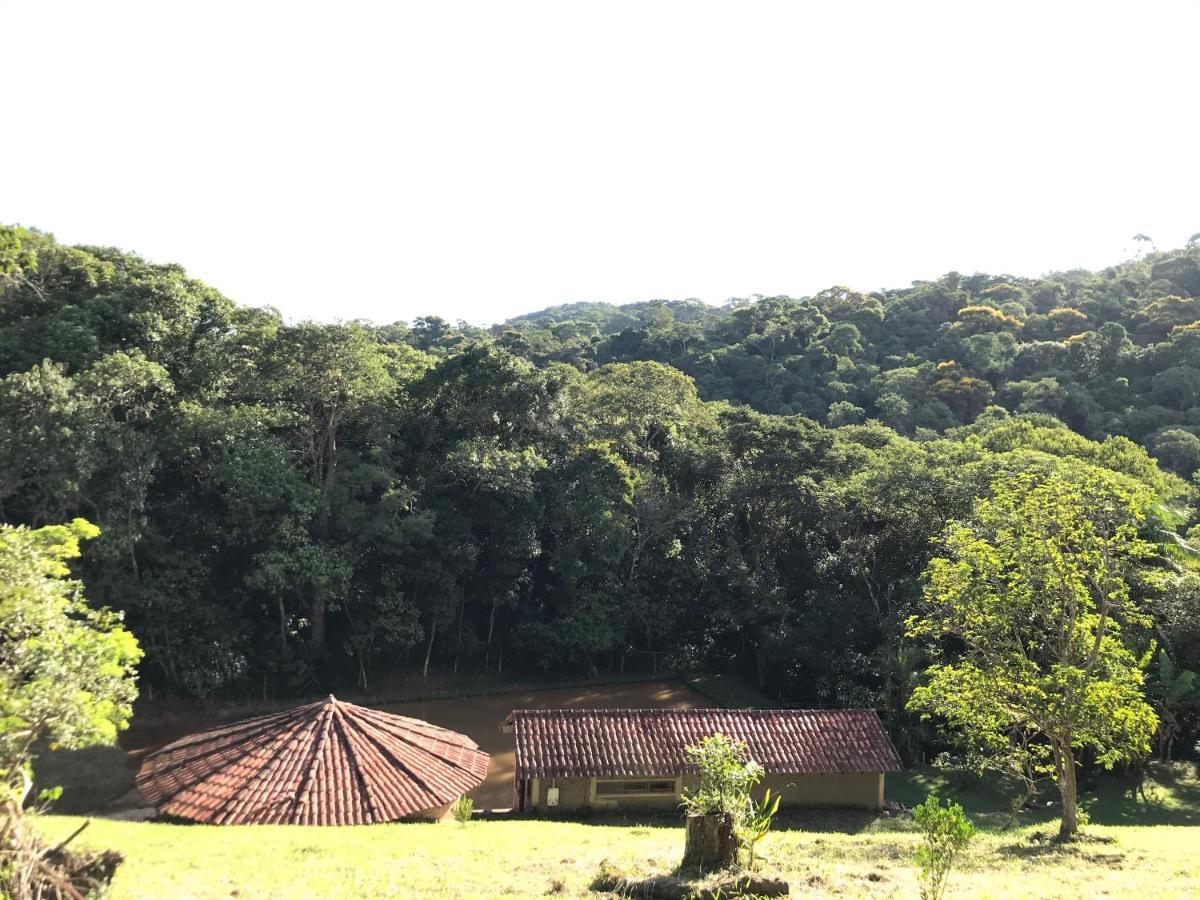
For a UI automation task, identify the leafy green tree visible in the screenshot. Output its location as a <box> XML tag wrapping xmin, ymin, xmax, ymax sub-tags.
<box><xmin>908</xmin><ymin>467</ymin><xmax>1160</xmax><ymax>840</ymax></box>
<box><xmin>927</xmin><ymin>364</ymin><xmax>994</xmax><ymax>422</ymax></box>
<box><xmin>4</xmin><ymin>224</ymin><xmax>1200</xmax><ymax>722</ymax></box>
<box><xmin>1150</xmin><ymin>428</ymin><xmax>1200</xmax><ymax>478</ymax></box>
<box><xmin>266</xmin><ymin>322</ymin><xmax>399</xmax><ymax>649</ymax></box>
<box><xmin>0</xmin><ymin>519</ymin><xmax>141</xmax><ymax>806</ymax></box>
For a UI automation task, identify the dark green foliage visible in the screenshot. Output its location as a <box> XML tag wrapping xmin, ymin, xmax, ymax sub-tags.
<box><xmin>1</xmin><ymin>224</ymin><xmax>1198</xmax><ymax>765</ymax></box>
<box><xmin>492</xmin><ymin>246</ymin><xmax>1200</xmax><ymax>481</ymax></box>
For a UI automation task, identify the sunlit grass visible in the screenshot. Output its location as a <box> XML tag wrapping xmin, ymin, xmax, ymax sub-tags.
<box><xmin>30</xmin><ymin>760</ymin><xmax>1200</xmax><ymax>897</ymax></box>
<box><xmin>33</xmin><ymin>811</ymin><xmax>1200</xmax><ymax>897</ymax></box>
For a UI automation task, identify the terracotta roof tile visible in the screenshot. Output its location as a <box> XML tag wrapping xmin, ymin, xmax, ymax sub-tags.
<box><xmin>507</xmin><ymin>708</ymin><xmax>901</xmax><ymax>779</ymax></box>
<box><xmin>137</xmin><ymin>696</ymin><xmax>489</xmax><ymax>825</ymax></box>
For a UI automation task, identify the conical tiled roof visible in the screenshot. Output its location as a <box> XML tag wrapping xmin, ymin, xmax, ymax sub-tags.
<box><xmin>136</xmin><ymin>696</ymin><xmax>489</xmax><ymax>825</ymax></box>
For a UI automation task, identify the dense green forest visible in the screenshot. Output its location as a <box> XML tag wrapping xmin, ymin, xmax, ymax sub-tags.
<box><xmin>2</xmin><ymin>224</ymin><xmax>1198</xmax><ymax>756</ymax></box>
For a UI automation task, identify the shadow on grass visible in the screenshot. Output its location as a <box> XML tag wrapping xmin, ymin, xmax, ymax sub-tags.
<box><xmin>31</xmin><ymin>744</ymin><xmax>137</xmax><ymax>815</ymax></box>
<box><xmin>590</xmin><ymin>862</ymin><xmax>789</xmax><ymax>899</ymax></box>
<box><xmin>771</xmin><ymin>809</ymin><xmax>891</xmax><ymax>834</ymax></box>
<box><xmin>890</xmin><ymin>761</ymin><xmax>1200</xmax><ymax>832</ymax></box>
<box><xmin>997</xmin><ymin>831</ymin><xmax>1126</xmax><ymax>867</ymax></box>
<box><xmin>486</xmin><ymin>806</ymin><xmax>900</xmax><ymax>836</ymax></box>
<box><xmin>1080</xmin><ymin>761</ymin><xmax>1200</xmax><ymax>826</ymax></box>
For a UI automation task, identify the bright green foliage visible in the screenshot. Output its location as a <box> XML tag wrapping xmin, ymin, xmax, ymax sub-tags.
<box><xmin>911</xmin><ymin>795</ymin><xmax>976</xmax><ymax>900</ymax></box>
<box><xmin>450</xmin><ymin>795</ymin><xmax>473</xmax><ymax>825</ymax></box>
<box><xmin>0</xmin><ymin>519</ymin><xmax>141</xmax><ymax>802</ymax></box>
<box><xmin>681</xmin><ymin>734</ymin><xmax>764</xmax><ymax>818</ymax></box>
<box><xmin>908</xmin><ymin>466</ymin><xmax>1161</xmax><ymax>839</ymax></box>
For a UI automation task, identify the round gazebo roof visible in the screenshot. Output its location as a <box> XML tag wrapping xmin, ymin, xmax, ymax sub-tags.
<box><xmin>136</xmin><ymin>695</ymin><xmax>489</xmax><ymax>825</ymax></box>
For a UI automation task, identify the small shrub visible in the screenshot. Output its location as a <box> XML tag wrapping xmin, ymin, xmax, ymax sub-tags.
<box><xmin>681</xmin><ymin>734</ymin><xmax>764</xmax><ymax>817</ymax></box>
<box><xmin>681</xmin><ymin>734</ymin><xmax>780</xmax><ymax>871</ymax></box>
<box><xmin>740</xmin><ymin>788</ymin><xmax>781</xmax><ymax>871</ymax></box>
<box><xmin>451</xmin><ymin>795</ymin><xmax>474</xmax><ymax>825</ymax></box>
<box><xmin>912</xmin><ymin>795</ymin><xmax>976</xmax><ymax>900</ymax></box>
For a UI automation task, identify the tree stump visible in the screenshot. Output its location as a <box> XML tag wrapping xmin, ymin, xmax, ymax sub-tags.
<box><xmin>682</xmin><ymin>813</ymin><xmax>738</xmax><ymax>870</ymax></box>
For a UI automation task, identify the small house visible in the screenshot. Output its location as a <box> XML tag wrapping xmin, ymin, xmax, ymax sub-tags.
<box><xmin>504</xmin><ymin>708</ymin><xmax>901</xmax><ymax>812</ymax></box>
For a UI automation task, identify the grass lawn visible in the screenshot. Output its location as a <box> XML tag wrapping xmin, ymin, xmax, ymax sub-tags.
<box><xmin>31</xmin><ymin>763</ymin><xmax>1200</xmax><ymax>898</ymax></box>
<box><xmin>31</xmin><ymin>814</ymin><xmax>1200</xmax><ymax>898</ymax></box>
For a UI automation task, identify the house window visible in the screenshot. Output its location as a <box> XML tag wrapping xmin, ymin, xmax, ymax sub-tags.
<box><xmin>594</xmin><ymin>778</ymin><xmax>677</xmax><ymax>797</ymax></box>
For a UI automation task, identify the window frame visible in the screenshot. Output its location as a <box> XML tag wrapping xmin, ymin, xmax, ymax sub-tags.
<box><xmin>590</xmin><ymin>776</ymin><xmax>680</xmax><ymax>800</ymax></box>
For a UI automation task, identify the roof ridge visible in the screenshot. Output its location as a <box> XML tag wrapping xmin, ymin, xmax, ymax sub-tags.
<box><xmin>285</xmin><ymin>698</ymin><xmax>337</xmax><ymax>822</ymax></box>
<box><xmin>211</xmin><ymin>706</ymin><xmax>323</xmax><ymax>824</ymax></box>
<box><xmin>332</xmin><ymin>707</ymin><xmax>381</xmax><ymax>821</ymax></box>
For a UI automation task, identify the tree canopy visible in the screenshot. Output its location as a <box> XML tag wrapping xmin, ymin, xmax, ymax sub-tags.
<box><xmin>1</xmin><ymin>223</ymin><xmax>1198</xmax><ymax>763</ymax></box>
<box><xmin>0</xmin><ymin>518</ymin><xmax>141</xmax><ymax>800</ymax></box>
<box><xmin>907</xmin><ymin>466</ymin><xmax>1161</xmax><ymax>839</ymax></box>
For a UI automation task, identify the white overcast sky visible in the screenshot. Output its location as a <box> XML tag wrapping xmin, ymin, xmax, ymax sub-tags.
<box><xmin>4</xmin><ymin>1</ymin><xmax>1199</xmax><ymax>325</ymax></box>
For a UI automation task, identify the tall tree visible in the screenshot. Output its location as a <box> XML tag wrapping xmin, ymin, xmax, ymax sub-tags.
<box><xmin>266</xmin><ymin>322</ymin><xmax>400</xmax><ymax>649</ymax></box>
<box><xmin>907</xmin><ymin>466</ymin><xmax>1160</xmax><ymax>840</ymax></box>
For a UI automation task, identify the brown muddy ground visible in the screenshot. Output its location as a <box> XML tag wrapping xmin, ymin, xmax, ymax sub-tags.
<box><xmin>115</xmin><ymin>679</ymin><xmax>707</xmax><ymax>812</ymax></box>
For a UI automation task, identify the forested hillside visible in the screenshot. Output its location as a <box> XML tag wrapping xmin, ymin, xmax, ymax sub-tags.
<box><xmin>489</xmin><ymin>248</ymin><xmax>1200</xmax><ymax>471</ymax></box>
<box><xmin>2</xmin><ymin>224</ymin><xmax>1198</xmax><ymax>755</ymax></box>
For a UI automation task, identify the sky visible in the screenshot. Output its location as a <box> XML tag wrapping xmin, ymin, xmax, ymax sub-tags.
<box><xmin>4</xmin><ymin>1</ymin><xmax>1199</xmax><ymax>325</ymax></box>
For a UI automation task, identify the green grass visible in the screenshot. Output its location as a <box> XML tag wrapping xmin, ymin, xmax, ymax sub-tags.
<box><xmin>30</xmin><ymin>762</ymin><xmax>1200</xmax><ymax>898</ymax></box>
<box><xmin>31</xmin><ymin>814</ymin><xmax>1200</xmax><ymax>898</ymax></box>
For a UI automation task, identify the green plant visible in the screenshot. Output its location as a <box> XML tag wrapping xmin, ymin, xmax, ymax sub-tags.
<box><xmin>0</xmin><ymin>519</ymin><xmax>140</xmax><ymax>899</ymax></box>
<box><xmin>908</xmin><ymin>468</ymin><xmax>1162</xmax><ymax>840</ymax></box>
<box><xmin>911</xmin><ymin>795</ymin><xmax>976</xmax><ymax>900</ymax></box>
<box><xmin>681</xmin><ymin>734</ymin><xmax>764</xmax><ymax>817</ymax></box>
<box><xmin>451</xmin><ymin>795</ymin><xmax>474</xmax><ymax>825</ymax></box>
<box><xmin>682</xmin><ymin>735</ymin><xmax>779</xmax><ymax>870</ymax></box>
<box><xmin>740</xmin><ymin>788</ymin><xmax>780</xmax><ymax>871</ymax></box>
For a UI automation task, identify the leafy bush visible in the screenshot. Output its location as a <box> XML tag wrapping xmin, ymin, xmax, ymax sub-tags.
<box><xmin>451</xmin><ymin>795</ymin><xmax>474</xmax><ymax>825</ymax></box>
<box><xmin>912</xmin><ymin>795</ymin><xmax>976</xmax><ymax>900</ymax></box>
<box><xmin>681</xmin><ymin>734</ymin><xmax>764</xmax><ymax>817</ymax></box>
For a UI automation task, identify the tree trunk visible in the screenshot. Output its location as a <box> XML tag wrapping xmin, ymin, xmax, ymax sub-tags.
<box><xmin>454</xmin><ymin>596</ymin><xmax>466</xmax><ymax>674</ymax></box>
<box><xmin>484</xmin><ymin>597</ymin><xmax>497</xmax><ymax>672</ymax></box>
<box><xmin>422</xmin><ymin>619</ymin><xmax>437</xmax><ymax>679</ymax></box>
<box><xmin>308</xmin><ymin>415</ymin><xmax>337</xmax><ymax>652</ymax></box>
<box><xmin>310</xmin><ymin>583</ymin><xmax>327</xmax><ymax>650</ymax></box>
<box><xmin>1057</xmin><ymin>740</ymin><xmax>1078</xmax><ymax>841</ymax></box>
<box><xmin>682</xmin><ymin>813</ymin><xmax>738</xmax><ymax>870</ymax></box>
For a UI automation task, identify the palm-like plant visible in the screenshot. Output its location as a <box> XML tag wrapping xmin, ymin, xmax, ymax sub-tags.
<box><xmin>1148</xmin><ymin>649</ymin><xmax>1200</xmax><ymax>760</ymax></box>
<box><xmin>739</xmin><ymin>789</ymin><xmax>781</xmax><ymax>871</ymax></box>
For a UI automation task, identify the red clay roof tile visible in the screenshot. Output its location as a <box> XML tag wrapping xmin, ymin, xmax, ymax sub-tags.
<box><xmin>506</xmin><ymin>708</ymin><xmax>901</xmax><ymax>779</ymax></box>
<box><xmin>136</xmin><ymin>696</ymin><xmax>489</xmax><ymax>825</ymax></box>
